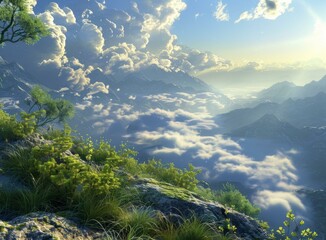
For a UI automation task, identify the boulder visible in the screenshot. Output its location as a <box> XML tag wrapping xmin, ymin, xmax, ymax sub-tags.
<box><xmin>0</xmin><ymin>212</ymin><xmax>101</xmax><ymax>240</ymax></box>
<box><xmin>134</xmin><ymin>178</ymin><xmax>268</xmax><ymax>240</ymax></box>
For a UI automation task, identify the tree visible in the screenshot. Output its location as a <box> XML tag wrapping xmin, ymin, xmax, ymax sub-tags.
<box><xmin>0</xmin><ymin>0</ymin><xmax>49</xmax><ymax>45</ymax></box>
<box><xmin>26</xmin><ymin>86</ymin><xmax>75</xmax><ymax>127</ymax></box>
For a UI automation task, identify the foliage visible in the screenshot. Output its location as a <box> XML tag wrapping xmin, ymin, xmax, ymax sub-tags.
<box><xmin>0</xmin><ymin>108</ymin><xmax>36</xmax><ymax>141</ymax></box>
<box><xmin>1</xmin><ymin>144</ymin><xmax>37</xmax><ymax>185</ymax></box>
<box><xmin>33</xmin><ymin>126</ymin><xmax>120</xmax><ymax>195</ymax></box>
<box><xmin>268</xmin><ymin>210</ymin><xmax>318</xmax><ymax>240</ymax></box>
<box><xmin>156</xmin><ymin>215</ymin><xmax>232</xmax><ymax>240</ymax></box>
<box><xmin>0</xmin><ymin>178</ymin><xmax>53</xmax><ymax>217</ymax></box>
<box><xmin>139</xmin><ymin>159</ymin><xmax>201</xmax><ymax>191</ymax></box>
<box><xmin>26</xmin><ymin>86</ymin><xmax>75</xmax><ymax>127</ymax></box>
<box><xmin>0</xmin><ymin>110</ymin><xmax>285</xmax><ymax>240</ymax></box>
<box><xmin>195</xmin><ymin>183</ymin><xmax>260</xmax><ymax>218</ymax></box>
<box><xmin>74</xmin><ymin>191</ymin><xmax>123</xmax><ymax>226</ymax></box>
<box><xmin>0</xmin><ymin>0</ymin><xmax>49</xmax><ymax>45</ymax></box>
<box><xmin>118</xmin><ymin>207</ymin><xmax>158</xmax><ymax>237</ymax></box>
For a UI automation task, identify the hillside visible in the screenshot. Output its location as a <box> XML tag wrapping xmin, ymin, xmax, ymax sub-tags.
<box><xmin>0</xmin><ymin>107</ymin><xmax>269</xmax><ymax>239</ymax></box>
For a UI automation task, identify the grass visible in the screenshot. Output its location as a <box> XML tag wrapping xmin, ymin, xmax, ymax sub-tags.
<box><xmin>0</xmin><ymin>178</ymin><xmax>53</xmax><ymax>217</ymax></box>
<box><xmin>0</xmin><ymin>145</ymin><xmax>38</xmax><ymax>186</ymax></box>
<box><xmin>118</xmin><ymin>207</ymin><xmax>158</xmax><ymax>237</ymax></box>
<box><xmin>155</xmin><ymin>215</ymin><xmax>234</xmax><ymax>240</ymax></box>
<box><xmin>74</xmin><ymin>192</ymin><xmax>123</xmax><ymax>227</ymax></box>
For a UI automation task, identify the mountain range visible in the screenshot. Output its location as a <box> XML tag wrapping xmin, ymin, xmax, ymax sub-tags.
<box><xmin>216</xmin><ymin>92</ymin><xmax>326</xmax><ymax>133</ymax></box>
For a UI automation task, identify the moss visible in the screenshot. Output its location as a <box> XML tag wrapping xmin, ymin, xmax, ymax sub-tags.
<box><xmin>15</xmin><ymin>223</ymin><xmax>26</xmax><ymax>230</ymax></box>
<box><xmin>144</xmin><ymin>178</ymin><xmax>198</xmax><ymax>201</ymax></box>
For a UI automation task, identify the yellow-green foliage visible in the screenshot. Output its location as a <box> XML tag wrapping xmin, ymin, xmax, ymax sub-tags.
<box><xmin>73</xmin><ymin>138</ymin><xmax>137</xmax><ymax>167</ymax></box>
<box><xmin>194</xmin><ymin>183</ymin><xmax>260</xmax><ymax>218</ymax></box>
<box><xmin>139</xmin><ymin>159</ymin><xmax>201</xmax><ymax>191</ymax></box>
<box><xmin>0</xmin><ymin>109</ymin><xmax>36</xmax><ymax>141</ymax></box>
<box><xmin>215</xmin><ymin>183</ymin><xmax>260</xmax><ymax>218</ymax></box>
<box><xmin>269</xmin><ymin>210</ymin><xmax>318</xmax><ymax>240</ymax></box>
<box><xmin>33</xmin><ymin>127</ymin><xmax>120</xmax><ymax>195</ymax></box>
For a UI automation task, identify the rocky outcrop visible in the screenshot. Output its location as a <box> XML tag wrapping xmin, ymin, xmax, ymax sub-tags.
<box><xmin>0</xmin><ymin>212</ymin><xmax>101</xmax><ymax>240</ymax></box>
<box><xmin>134</xmin><ymin>178</ymin><xmax>267</xmax><ymax>240</ymax></box>
<box><xmin>0</xmin><ymin>135</ymin><xmax>268</xmax><ymax>239</ymax></box>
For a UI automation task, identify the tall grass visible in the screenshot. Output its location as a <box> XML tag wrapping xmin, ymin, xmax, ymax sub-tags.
<box><xmin>1</xmin><ymin>145</ymin><xmax>38</xmax><ymax>186</ymax></box>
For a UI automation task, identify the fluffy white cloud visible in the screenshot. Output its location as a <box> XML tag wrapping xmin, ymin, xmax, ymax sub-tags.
<box><xmin>47</xmin><ymin>2</ymin><xmax>76</xmax><ymax>25</ymax></box>
<box><xmin>214</xmin><ymin>1</ymin><xmax>230</xmax><ymax>22</ymax></box>
<box><xmin>236</xmin><ymin>0</ymin><xmax>292</xmax><ymax>23</ymax></box>
<box><xmin>253</xmin><ymin>190</ymin><xmax>305</xmax><ymax>211</ymax></box>
<box><xmin>88</xmin><ymin>82</ymin><xmax>109</xmax><ymax>95</ymax></box>
<box><xmin>0</xmin><ymin>0</ymin><xmax>233</xmax><ymax>91</ymax></box>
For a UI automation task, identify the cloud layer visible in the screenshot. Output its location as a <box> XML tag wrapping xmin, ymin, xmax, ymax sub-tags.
<box><xmin>0</xmin><ymin>0</ymin><xmax>231</xmax><ymax>93</ymax></box>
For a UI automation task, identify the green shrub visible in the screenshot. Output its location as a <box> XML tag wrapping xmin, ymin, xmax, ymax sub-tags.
<box><xmin>215</xmin><ymin>183</ymin><xmax>260</xmax><ymax>218</ymax></box>
<box><xmin>139</xmin><ymin>160</ymin><xmax>201</xmax><ymax>191</ymax></box>
<box><xmin>0</xmin><ymin>109</ymin><xmax>36</xmax><ymax>141</ymax></box>
<box><xmin>34</xmin><ymin>130</ymin><xmax>120</xmax><ymax>195</ymax></box>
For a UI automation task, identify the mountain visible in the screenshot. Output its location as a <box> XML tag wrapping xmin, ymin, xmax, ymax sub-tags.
<box><xmin>0</xmin><ymin>58</ymin><xmax>41</xmax><ymax>113</ymax></box>
<box><xmin>255</xmin><ymin>81</ymin><xmax>297</xmax><ymax>103</ymax></box>
<box><xmin>124</xmin><ymin>64</ymin><xmax>212</xmax><ymax>93</ymax></box>
<box><xmin>254</xmin><ymin>75</ymin><xmax>326</xmax><ymax>103</ymax></box>
<box><xmin>216</xmin><ymin>92</ymin><xmax>326</xmax><ymax>132</ymax></box>
<box><xmin>229</xmin><ymin>114</ymin><xmax>307</xmax><ymax>144</ymax></box>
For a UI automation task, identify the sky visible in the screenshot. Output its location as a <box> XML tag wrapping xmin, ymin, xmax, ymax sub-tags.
<box><xmin>1</xmin><ymin>0</ymin><xmax>326</xmax><ymax>95</ymax></box>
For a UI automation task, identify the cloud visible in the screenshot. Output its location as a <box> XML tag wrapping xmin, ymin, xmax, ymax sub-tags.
<box><xmin>214</xmin><ymin>1</ymin><xmax>230</xmax><ymax>22</ymax></box>
<box><xmin>253</xmin><ymin>190</ymin><xmax>305</xmax><ymax>211</ymax></box>
<box><xmin>88</xmin><ymin>82</ymin><xmax>109</xmax><ymax>95</ymax></box>
<box><xmin>236</xmin><ymin>0</ymin><xmax>292</xmax><ymax>23</ymax></box>
<box><xmin>0</xmin><ymin>0</ymin><xmax>233</xmax><ymax>91</ymax></box>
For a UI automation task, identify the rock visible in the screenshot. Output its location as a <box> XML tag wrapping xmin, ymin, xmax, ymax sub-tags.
<box><xmin>134</xmin><ymin>178</ymin><xmax>268</xmax><ymax>240</ymax></box>
<box><xmin>0</xmin><ymin>212</ymin><xmax>102</xmax><ymax>240</ymax></box>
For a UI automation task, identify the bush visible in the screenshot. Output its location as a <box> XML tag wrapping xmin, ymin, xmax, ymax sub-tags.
<box><xmin>139</xmin><ymin>160</ymin><xmax>201</xmax><ymax>191</ymax></box>
<box><xmin>214</xmin><ymin>183</ymin><xmax>260</xmax><ymax>218</ymax></box>
<box><xmin>0</xmin><ymin>109</ymin><xmax>36</xmax><ymax>141</ymax></box>
<box><xmin>33</xmin><ymin>128</ymin><xmax>120</xmax><ymax>195</ymax></box>
<box><xmin>194</xmin><ymin>183</ymin><xmax>260</xmax><ymax>218</ymax></box>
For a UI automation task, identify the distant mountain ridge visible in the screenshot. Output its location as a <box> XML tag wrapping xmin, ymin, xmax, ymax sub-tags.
<box><xmin>229</xmin><ymin>114</ymin><xmax>308</xmax><ymax>144</ymax></box>
<box><xmin>125</xmin><ymin>65</ymin><xmax>212</xmax><ymax>93</ymax></box>
<box><xmin>255</xmin><ymin>75</ymin><xmax>326</xmax><ymax>103</ymax></box>
<box><xmin>216</xmin><ymin>92</ymin><xmax>326</xmax><ymax>132</ymax></box>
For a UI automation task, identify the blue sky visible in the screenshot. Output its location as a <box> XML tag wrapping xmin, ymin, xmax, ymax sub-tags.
<box><xmin>173</xmin><ymin>0</ymin><xmax>325</xmax><ymax>61</ymax></box>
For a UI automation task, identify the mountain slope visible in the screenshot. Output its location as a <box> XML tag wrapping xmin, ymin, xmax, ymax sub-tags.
<box><xmin>216</xmin><ymin>92</ymin><xmax>326</xmax><ymax>132</ymax></box>
<box><xmin>229</xmin><ymin>114</ymin><xmax>307</xmax><ymax>144</ymax></box>
<box><xmin>255</xmin><ymin>75</ymin><xmax>326</xmax><ymax>103</ymax></box>
<box><xmin>125</xmin><ymin>65</ymin><xmax>212</xmax><ymax>93</ymax></box>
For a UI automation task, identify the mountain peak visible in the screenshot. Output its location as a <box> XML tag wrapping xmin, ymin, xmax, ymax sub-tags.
<box><xmin>257</xmin><ymin>113</ymin><xmax>281</xmax><ymax>124</ymax></box>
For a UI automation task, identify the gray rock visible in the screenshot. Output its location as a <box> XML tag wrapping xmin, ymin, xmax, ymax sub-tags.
<box><xmin>0</xmin><ymin>212</ymin><xmax>101</xmax><ymax>240</ymax></box>
<box><xmin>134</xmin><ymin>178</ymin><xmax>268</xmax><ymax>240</ymax></box>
